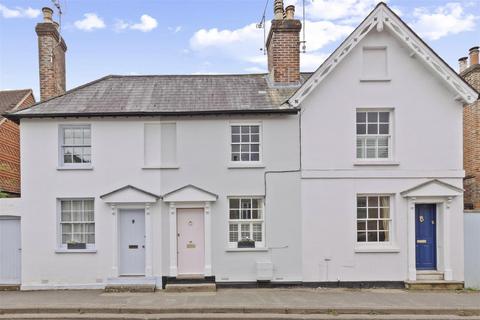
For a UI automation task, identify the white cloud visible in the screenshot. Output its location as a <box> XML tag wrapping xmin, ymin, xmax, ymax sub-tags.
<box><xmin>190</xmin><ymin>19</ymin><xmax>351</xmax><ymax>72</ymax></box>
<box><xmin>412</xmin><ymin>2</ymin><xmax>477</xmax><ymax>40</ymax></box>
<box><xmin>285</xmin><ymin>0</ymin><xmax>380</xmax><ymax>23</ymax></box>
<box><xmin>115</xmin><ymin>14</ymin><xmax>158</xmax><ymax>32</ymax></box>
<box><xmin>169</xmin><ymin>25</ymin><xmax>182</xmax><ymax>33</ymax></box>
<box><xmin>304</xmin><ymin>21</ymin><xmax>353</xmax><ymax>51</ymax></box>
<box><xmin>0</xmin><ymin>4</ymin><xmax>40</xmax><ymax>18</ymax></box>
<box><xmin>74</xmin><ymin>13</ymin><xmax>105</xmax><ymax>31</ymax></box>
<box><xmin>300</xmin><ymin>52</ymin><xmax>329</xmax><ymax>71</ymax></box>
<box><xmin>114</xmin><ymin>19</ymin><xmax>129</xmax><ymax>32</ymax></box>
<box><xmin>131</xmin><ymin>14</ymin><xmax>158</xmax><ymax>32</ymax></box>
<box><xmin>190</xmin><ymin>22</ymin><xmax>262</xmax><ymax>52</ymax></box>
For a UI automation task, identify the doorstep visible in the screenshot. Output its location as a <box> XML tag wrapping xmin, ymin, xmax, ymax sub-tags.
<box><xmin>416</xmin><ymin>271</ymin><xmax>444</xmax><ymax>281</ymax></box>
<box><xmin>164</xmin><ymin>282</ymin><xmax>217</xmax><ymax>293</ymax></box>
<box><xmin>104</xmin><ymin>276</ymin><xmax>156</xmax><ymax>293</ymax></box>
<box><xmin>164</xmin><ymin>276</ymin><xmax>216</xmax><ymax>292</ymax></box>
<box><xmin>405</xmin><ymin>280</ymin><xmax>464</xmax><ymax>290</ymax></box>
<box><xmin>0</xmin><ymin>284</ymin><xmax>20</xmax><ymax>291</ymax></box>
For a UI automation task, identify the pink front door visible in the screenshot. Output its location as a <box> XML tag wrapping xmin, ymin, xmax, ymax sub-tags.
<box><xmin>177</xmin><ymin>208</ymin><xmax>205</xmax><ymax>275</ymax></box>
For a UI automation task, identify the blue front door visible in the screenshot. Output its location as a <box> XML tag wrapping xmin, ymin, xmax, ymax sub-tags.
<box><xmin>415</xmin><ymin>204</ymin><xmax>437</xmax><ymax>270</ymax></box>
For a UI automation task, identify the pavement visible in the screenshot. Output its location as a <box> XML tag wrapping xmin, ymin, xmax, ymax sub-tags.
<box><xmin>0</xmin><ymin>288</ymin><xmax>479</xmax><ymax>319</ymax></box>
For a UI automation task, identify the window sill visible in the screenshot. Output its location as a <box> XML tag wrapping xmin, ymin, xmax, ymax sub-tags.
<box><xmin>359</xmin><ymin>78</ymin><xmax>391</xmax><ymax>82</ymax></box>
<box><xmin>142</xmin><ymin>165</ymin><xmax>179</xmax><ymax>170</ymax></box>
<box><xmin>228</xmin><ymin>162</ymin><xmax>265</xmax><ymax>169</ymax></box>
<box><xmin>354</xmin><ymin>245</ymin><xmax>400</xmax><ymax>253</ymax></box>
<box><xmin>225</xmin><ymin>247</ymin><xmax>269</xmax><ymax>252</ymax></box>
<box><xmin>353</xmin><ymin>161</ymin><xmax>399</xmax><ymax>167</ymax></box>
<box><xmin>55</xmin><ymin>248</ymin><xmax>97</xmax><ymax>254</ymax></box>
<box><xmin>57</xmin><ymin>166</ymin><xmax>94</xmax><ymax>171</ymax></box>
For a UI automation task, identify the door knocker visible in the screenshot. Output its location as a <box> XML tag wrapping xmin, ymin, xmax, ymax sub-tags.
<box><xmin>188</xmin><ymin>220</ymin><xmax>193</xmax><ymax>226</ymax></box>
<box><xmin>419</xmin><ymin>215</ymin><xmax>424</xmax><ymax>223</ymax></box>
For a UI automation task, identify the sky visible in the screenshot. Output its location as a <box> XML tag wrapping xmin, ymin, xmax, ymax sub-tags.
<box><xmin>0</xmin><ymin>0</ymin><xmax>478</xmax><ymax>99</ymax></box>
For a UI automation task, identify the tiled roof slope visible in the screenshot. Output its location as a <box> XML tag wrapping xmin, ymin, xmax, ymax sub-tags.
<box><xmin>0</xmin><ymin>89</ymin><xmax>32</xmax><ymax>121</ymax></box>
<box><xmin>10</xmin><ymin>74</ymin><xmax>312</xmax><ymax>119</ymax></box>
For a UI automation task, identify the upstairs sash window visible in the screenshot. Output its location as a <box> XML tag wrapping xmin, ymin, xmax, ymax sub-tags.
<box><xmin>60</xmin><ymin>125</ymin><xmax>91</xmax><ymax>165</ymax></box>
<box><xmin>231</xmin><ymin>125</ymin><xmax>261</xmax><ymax>162</ymax></box>
<box><xmin>356</xmin><ymin>111</ymin><xmax>391</xmax><ymax>160</ymax></box>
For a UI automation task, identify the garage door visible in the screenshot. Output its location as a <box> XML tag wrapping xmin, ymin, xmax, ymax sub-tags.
<box><xmin>0</xmin><ymin>217</ymin><xmax>21</xmax><ymax>284</ymax></box>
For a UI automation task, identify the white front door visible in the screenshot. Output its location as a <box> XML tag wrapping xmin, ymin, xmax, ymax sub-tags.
<box><xmin>119</xmin><ymin>210</ymin><xmax>145</xmax><ymax>276</ymax></box>
<box><xmin>0</xmin><ymin>217</ymin><xmax>21</xmax><ymax>284</ymax></box>
<box><xmin>177</xmin><ymin>208</ymin><xmax>205</xmax><ymax>275</ymax></box>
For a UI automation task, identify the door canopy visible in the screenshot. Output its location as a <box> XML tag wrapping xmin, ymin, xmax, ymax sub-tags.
<box><xmin>162</xmin><ymin>185</ymin><xmax>218</xmax><ymax>203</ymax></box>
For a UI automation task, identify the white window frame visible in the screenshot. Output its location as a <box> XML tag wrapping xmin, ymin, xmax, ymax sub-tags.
<box><xmin>56</xmin><ymin>198</ymin><xmax>96</xmax><ymax>251</ymax></box>
<box><xmin>355</xmin><ymin>109</ymin><xmax>393</xmax><ymax>161</ymax></box>
<box><xmin>229</xmin><ymin>123</ymin><xmax>262</xmax><ymax>165</ymax></box>
<box><xmin>355</xmin><ymin>194</ymin><xmax>397</xmax><ymax>251</ymax></box>
<box><xmin>58</xmin><ymin>124</ymin><xmax>92</xmax><ymax>169</ymax></box>
<box><xmin>227</xmin><ymin>196</ymin><xmax>265</xmax><ymax>249</ymax></box>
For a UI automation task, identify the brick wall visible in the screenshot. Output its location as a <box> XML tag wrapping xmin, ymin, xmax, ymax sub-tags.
<box><xmin>463</xmin><ymin>64</ymin><xmax>480</xmax><ymax>209</ymax></box>
<box><xmin>0</xmin><ymin>93</ymin><xmax>35</xmax><ymax>196</ymax></box>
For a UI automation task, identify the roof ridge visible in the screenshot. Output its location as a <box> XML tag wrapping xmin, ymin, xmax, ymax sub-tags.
<box><xmin>109</xmin><ymin>73</ymin><xmax>269</xmax><ymax>78</ymax></box>
<box><xmin>11</xmin><ymin>75</ymin><xmax>114</xmax><ymax>114</ymax></box>
<box><xmin>0</xmin><ymin>89</ymin><xmax>32</xmax><ymax>93</ymax></box>
<box><xmin>107</xmin><ymin>72</ymin><xmax>313</xmax><ymax>78</ymax></box>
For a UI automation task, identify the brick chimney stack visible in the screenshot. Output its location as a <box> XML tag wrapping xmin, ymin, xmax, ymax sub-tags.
<box><xmin>36</xmin><ymin>7</ymin><xmax>67</xmax><ymax>101</ymax></box>
<box><xmin>266</xmin><ymin>0</ymin><xmax>302</xmax><ymax>86</ymax></box>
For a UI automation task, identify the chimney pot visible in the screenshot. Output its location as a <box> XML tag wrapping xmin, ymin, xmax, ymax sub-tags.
<box><xmin>285</xmin><ymin>5</ymin><xmax>295</xmax><ymax>19</ymax></box>
<box><xmin>469</xmin><ymin>46</ymin><xmax>479</xmax><ymax>66</ymax></box>
<box><xmin>274</xmin><ymin>0</ymin><xmax>285</xmax><ymax>20</ymax></box>
<box><xmin>42</xmin><ymin>7</ymin><xmax>53</xmax><ymax>23</ymax></box>
<box><xmin>459</xmin><ymin>56</ymin><xmax>468</xmax><ymax>73</ymax></box>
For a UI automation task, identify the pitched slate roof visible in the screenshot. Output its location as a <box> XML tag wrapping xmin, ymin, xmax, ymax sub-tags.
<box><xmin>0</xmin><ymin>89</ymin><xmax>32</xmax><ymax>121</ymax></box>
<box><xmin>7</xmin><ymin>74</ymin><xmax>312</xmax><ymax>120</ymax></box>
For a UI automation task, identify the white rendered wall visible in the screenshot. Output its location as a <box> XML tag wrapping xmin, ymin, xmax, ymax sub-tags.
<box><xmin>300</xmin><ymin>29</ymin><xmax>464</xmax><ymax>282</ymax></box>
<box><xmin>19</xmin><ymin>114</ymin><xmax>301</xmax><ymax>287</ymax></box>
<box><xmin>0</xmin><ymin>198</ymin><xmax>21</xmax><ymax>217</ymax></box>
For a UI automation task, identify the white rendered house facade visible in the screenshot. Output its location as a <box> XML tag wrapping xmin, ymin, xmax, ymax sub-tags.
<box><xmin>2</xmin><ymin>2</ymin><xmax>478</xmax><ymax>289</ymax></box>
